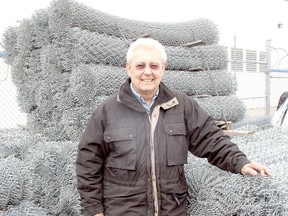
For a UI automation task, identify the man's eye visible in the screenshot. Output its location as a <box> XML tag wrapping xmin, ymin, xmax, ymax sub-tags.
<box><xmin>150</xmin><ymin>65</ymin><xmax>160</xmax><ymax>70</ymax></box>
<box><xmin>136</xmin><ymin>65</ymin><xmax>144</xmax><ymax>69</ymax></box>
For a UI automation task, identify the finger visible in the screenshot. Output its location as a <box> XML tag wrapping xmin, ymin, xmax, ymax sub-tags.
<box><xmin>257</xmin><ymin>166</ymin><xmax>273</xmax><ymax>177</ymax></box>
<box><xmin>255</xmin><ymin>166</ymin><xmax>265</xmax><ymax>175</ymax></box>
<box><xmin>263</xmin><ymin>167</ymin><xmax>273</xmax><ymax>177</ymax></box>
<box><xmin>245</xmin><ymin>168</ymin><xmax>258</xmax><ymax>176</ymax></box>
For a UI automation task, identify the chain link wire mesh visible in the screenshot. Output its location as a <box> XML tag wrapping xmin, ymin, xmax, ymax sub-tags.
<box><xmin>1</xmin><ymin>0</ymin><xmax>245</xmax><ymax>141</ymax></box>
<box><xmin>0</xmin><ymin>58</ymin><xmax>27</xmax><ymax>128</ymax></box>
<box><xmin>186</xmin><ymin>127</ymin><xmax>288</xmax><ymax>215</ymax></box>
<box><xmin>0</xmin><ymin>126</ymin><xmax>287</xmax><ymax>215</ymax></box>
<box><xmin>47</xmin><ymin>0</ymin><xmax>219</xmax><ymax>46</ymax></box>
<box><xmin>0</xmin><ymin>0</ymin><xmax>286</xmax><ymax>215</ymax></box>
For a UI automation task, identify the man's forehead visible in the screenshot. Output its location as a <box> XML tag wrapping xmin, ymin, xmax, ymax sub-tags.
<box><xmin>130</xmin><ymin>49</ymin><xmax>163</xmax><ymax>63</ymax></box>
<box><xmin>132</xmin><ymin>59</ymin><xmax>162</xmax><ymax>64</ymax></box>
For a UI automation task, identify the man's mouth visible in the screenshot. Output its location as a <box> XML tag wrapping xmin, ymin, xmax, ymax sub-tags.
<box><xmin>142</xmin><ymin>79</ymin><xmax>153</xmax><ymax>82</ymax></box>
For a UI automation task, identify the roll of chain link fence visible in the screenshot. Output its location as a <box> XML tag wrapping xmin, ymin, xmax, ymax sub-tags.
<box><xmin>1</xmin><ymin>0</ymin><xmax>287</xmax><ymax>215</ymax></box>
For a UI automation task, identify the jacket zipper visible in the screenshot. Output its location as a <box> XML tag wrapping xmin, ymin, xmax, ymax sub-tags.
<box><xmin>148</xmin><ymin>109</ymin><xmax>159</xmax><ymax>216</ymax></box>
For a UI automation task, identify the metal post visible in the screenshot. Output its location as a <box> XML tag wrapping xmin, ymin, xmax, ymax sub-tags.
<box><xmin>265</xmin><ymin>39</ymin><xmax>271</xmax><ymax>115</ymax></box>
<box><xmin>233</xmin><ymin>35</ymin><xmax>236</xmax><ymax>73</ymax></box>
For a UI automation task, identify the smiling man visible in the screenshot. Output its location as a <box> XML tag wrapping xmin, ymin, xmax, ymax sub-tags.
<box><xmin>126</xmin><ymin>40</ymin><xmax>166</xmax><ymax>108</ymax></box>
<box><xmin>76</xmin><ymin>37</ymin><xmax>272</xmax><ymax>216</ymax></box>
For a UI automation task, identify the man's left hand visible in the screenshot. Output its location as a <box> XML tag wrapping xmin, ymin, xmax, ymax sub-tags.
<box><xmin>241</xmin><ymin>162</ymin><xmax>272</xmax><ymax>177</ymax></box>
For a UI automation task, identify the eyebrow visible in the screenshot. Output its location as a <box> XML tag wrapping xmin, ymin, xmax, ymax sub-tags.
<box><xmin>133</xmin><ymin>61</ymin><xmax>161</xmax><ymax>65</ymax></box>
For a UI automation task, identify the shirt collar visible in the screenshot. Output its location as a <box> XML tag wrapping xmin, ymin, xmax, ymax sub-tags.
<box><xmin>130</xmin><ymin>83</ymin><xmax>159</xmax><ymax>111</ymax></box>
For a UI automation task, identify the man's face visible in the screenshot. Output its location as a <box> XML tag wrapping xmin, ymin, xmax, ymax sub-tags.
<box><xmin>126</xmin><ymin>46</ymin><xmax>165</xmax><ymax>97</ymax></box>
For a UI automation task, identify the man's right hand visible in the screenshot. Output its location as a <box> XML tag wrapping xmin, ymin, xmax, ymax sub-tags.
<box><xmin>94</xmin><ymin>213</ymin><xmax>104</xmax><ymax>216</ymax></box>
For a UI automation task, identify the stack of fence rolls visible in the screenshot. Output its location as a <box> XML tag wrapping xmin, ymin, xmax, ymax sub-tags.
<box><xmin>3</xmin><ymin>0</ymin><xmax>244</xmax><ymax>142</ymax></box>
<box><xmin>6</xmin><ymin>0</ymin><xmax>285</xmax><ymax>215</ymax></box>
<box><xmin>1</xmin><ymin>126</ymin><xmax>287</xmax><ymax>215</ymax></box>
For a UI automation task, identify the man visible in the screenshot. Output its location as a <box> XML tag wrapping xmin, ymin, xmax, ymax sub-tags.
<box><xmin>76</xmin><ymin>38</ymin><xmax>272</xmax><ymax>216</ymax></box>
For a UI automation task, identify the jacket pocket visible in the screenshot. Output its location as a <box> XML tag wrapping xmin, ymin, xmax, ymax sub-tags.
<box><xmin>164</xmin><ymin>123</ymin><xmax>188</xmax><ymax>166</ymax></box>
<box><xmin>104</xmin><ymin>127</ymin><xmax>136</xmax><ymax>170</ymax></box>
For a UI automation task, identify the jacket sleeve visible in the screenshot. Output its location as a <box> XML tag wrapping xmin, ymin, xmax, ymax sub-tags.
<box><xmin>186</xmin><ymin>97</ymin><xmax>250</xmax><ymax>174</ymax></box>
<box><xmin>76</xmin><ymin>109</ymin><xmax>108</xmax><ymax>216</ymax></box>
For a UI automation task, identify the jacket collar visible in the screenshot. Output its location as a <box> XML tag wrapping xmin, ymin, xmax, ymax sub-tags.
<box><xmin>117</xmin><ymin>78</ymin><xmax>177</xmax><ymax>112</ymax></box>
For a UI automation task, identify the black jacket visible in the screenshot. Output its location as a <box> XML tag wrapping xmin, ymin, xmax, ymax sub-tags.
<box><xmin>76</xmin><ymin>79</ymin><xmax>250</xmax><ymax>216</ymax></box>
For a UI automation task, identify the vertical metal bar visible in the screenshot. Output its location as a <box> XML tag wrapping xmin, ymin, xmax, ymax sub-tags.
<box><xmin>265</xmin><ymin>39</ymin><xmax>271</xmax><ymax>115</ymax></box>
<box><xmin>233</xmin><ymin>35</ymin><xmax>236</xmax><ymax>72</ymax></box>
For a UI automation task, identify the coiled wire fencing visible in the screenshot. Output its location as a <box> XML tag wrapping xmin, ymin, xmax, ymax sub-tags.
<box><xmin>1</xmin><ymin>0</ymin><xmax>246</xmax><ymax>141</ymax></box>
<box><xmin>0</xmin><ymin>0</ymin><xmax>287</xmax><ymax>215</ymax></box>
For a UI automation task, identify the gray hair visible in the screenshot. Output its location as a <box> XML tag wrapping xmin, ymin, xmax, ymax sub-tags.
<box><xmin>126</xmin><ymin>38</ymin><xmax>167</xmax><ymax>63</ymax></box>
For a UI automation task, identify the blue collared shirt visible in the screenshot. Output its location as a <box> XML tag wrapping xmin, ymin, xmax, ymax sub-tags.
<box><xmin>130</xmin><ymin>83</ymin><xmax>159</xmax><ymax>112</ymax></box>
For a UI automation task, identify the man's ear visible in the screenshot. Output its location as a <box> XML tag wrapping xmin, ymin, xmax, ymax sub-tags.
<box><xmin>126</xmin><ymin>63</ymin><xmax>132</xmax><ymax>77</ymax></box>
<box><xmin>161</xmin><ymin>63</ymin><xmax>166</xmax><ymax>76</ymax></box>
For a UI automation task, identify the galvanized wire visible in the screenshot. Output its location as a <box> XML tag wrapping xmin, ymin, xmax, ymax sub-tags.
<box><xmin>0</xmin><ymin>60</ymin><xmax>27</xmax><ymax>128</ymax></box>
<box><xmin>0</xmin><ymin>201</ymin><xmax>50</xmax><ymax>216</ymax></box>
<box><xmin>2</xmin><ymin>0</ymin><xmax>286</xmax><ymax>215</ymax></box>
<box><xmin>193</xmin><ymin>95</ymin><xmax>246</xmax><ymax>122</ymax></box>
<box><xmin>23</xmin><ymin>139</ymin><xmax>81</xmax><ymax>214</ymax></box>
<box><xmin>70</xmin><ymin>64</ymin><xmax>236</xmax><ymax>101</ymax></box>
<box><xmin>48</xmin><ymin>0</ymin><xmax>219</xmax><ymax>46</ymax></box>
<box><xmin>186</xmin><ymin>127</ymin><xmax>288</xmax><ymax>215</ymax></box>
<box><xmin>0</xmin><ymin>156</ymin><xmax>33</xmax><ymax>210</ymax></box>
<box><xmin>1</xmin><ymin>0</ymin><xmax>241</xmax><ymax>138</ymax></box>
<box><xmin>231</xmin><ymin>115</ymin><xmax>272</xmax><ymax>130</ymax></box>
<box><xmin>65</xmin><ymin>27</ymin><xmax>227</xmax><ymax>71</ymax></box>
<box><xmin>1</xmin><ymin>27</ymin><xmax>18</xmax><ymax>65</ymax></box>
<box><xmin>1</xmin><ymin>126</ymin><xmax>287</xmax><ymax>215</ymax></box>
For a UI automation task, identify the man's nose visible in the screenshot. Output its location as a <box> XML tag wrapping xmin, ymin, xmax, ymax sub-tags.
<box><xmin>143</xmin><ymin>66</ymin><xmax>152</xmax><ymax>75</ymax></box>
